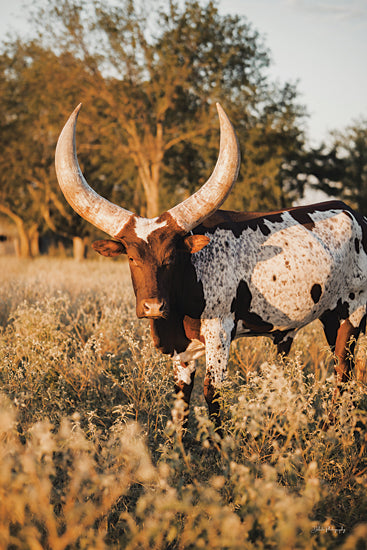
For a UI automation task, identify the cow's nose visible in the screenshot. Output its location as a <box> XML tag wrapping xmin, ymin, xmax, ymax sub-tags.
<box><xmin>139</xmin><ymin>299</ymin><xmax>168</xmax><ymax>318</ymax></box>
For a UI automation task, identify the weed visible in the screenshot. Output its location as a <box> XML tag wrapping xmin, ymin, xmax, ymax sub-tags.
<box><xmin>0</xmin><ymin>257</ymin><xmax>366</xmax><ymax>548</ymax></box>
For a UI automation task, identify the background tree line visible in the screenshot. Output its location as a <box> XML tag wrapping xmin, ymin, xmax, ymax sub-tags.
<box><xmin>0</xmin><ymin>0</ymin><xmax>366</xmax><ymax>259</ymax></box>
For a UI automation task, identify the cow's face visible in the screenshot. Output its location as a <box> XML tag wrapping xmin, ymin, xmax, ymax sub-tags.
<box><xmin>92</xmin><ymin>216</ymin><xmax>210</xmax><ymax>319</ymax></box>
<box><xmin>55</xmin><ymin>103</ymin><xmax>239</xmax><ymax>318</ymax></box>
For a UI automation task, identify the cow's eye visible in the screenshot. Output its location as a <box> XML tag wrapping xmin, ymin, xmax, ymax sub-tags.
<box><xmin>162</xmin><ymin>258</ymin><xmax>174</xmax><ymax>268</ymax></box>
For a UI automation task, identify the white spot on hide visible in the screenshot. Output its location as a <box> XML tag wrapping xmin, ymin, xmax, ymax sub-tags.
<box><xmin>134</xmin><ymin>218</ymin><xmax>168</xmax><ymax>242</ymax></box>
<box><xmin>173</xmin><ymin>339</ymin><xmax>205</xmax><ymax>363</ymax></box>
<box><xmin>201</xmin><ymin>317</ymin><xmax>234</xmax><ymax>386</ymax></box>
<box><xmin>173</xmin><ymin>359</ymin><xmax>197</xmax><ymax>385</ymax></box>
<box><xmin>349</xmin><ymin>304</ymin><xmax>366</xmax><ymax>328</ymax></box>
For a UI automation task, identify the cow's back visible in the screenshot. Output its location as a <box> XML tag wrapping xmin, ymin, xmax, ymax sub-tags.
<box><xmin>190</xmin><ymin>201</ymin><xmax>367</xmax><ymax>337</ymax></box>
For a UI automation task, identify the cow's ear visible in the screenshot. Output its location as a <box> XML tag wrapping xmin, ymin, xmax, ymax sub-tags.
<box><xmin>183</xmin><ymin>234</ymin><xmax>211</xmax><ymax>254</ymax></box>
<box><xmin>92</xmin><ymin>240</ymin><xmax>127</xmax><ymax>257</ymax></box>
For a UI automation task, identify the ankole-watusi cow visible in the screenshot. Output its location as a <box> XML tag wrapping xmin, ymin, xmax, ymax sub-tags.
<box><xmin>56</xmin><ymin>104</ymin><xmax>367</xmax><ymax>431</ymax></box>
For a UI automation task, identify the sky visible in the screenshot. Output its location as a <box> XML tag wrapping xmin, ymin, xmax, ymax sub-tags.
<box><xmin>220</xmin><ymin>0</ymin><xmax>367</xmax><ymax>144</ymax></box>
<box><xmin>0</xmin><ymin>0</ymin><xmax>366</xmax><ymax>145</ymax></box>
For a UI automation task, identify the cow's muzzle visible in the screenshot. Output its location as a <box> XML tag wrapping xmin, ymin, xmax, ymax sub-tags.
<box><xmin>137</xmin><ymin>299</ymin><xmax>169</xmax><ymax>319</ymax></box>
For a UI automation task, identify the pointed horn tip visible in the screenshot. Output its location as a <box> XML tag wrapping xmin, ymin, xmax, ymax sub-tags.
<box><xmin>215</xmin><ymin>102</ymin><xmax>225</xmax><ymax>118</ymax></box>
<box><xmin>65</xmin><ymin>104</ymin><xmax>82</xmax><ymax>126</ymax></box>
<box><xmin>215</xmin><ymin>102</ymin><xmax>233</xmax><ymax>127</ymax></box>
<box><xmin>72</xmin><ymin>103</ymin><xmax>82</xmax><ymax>118</ymax></box>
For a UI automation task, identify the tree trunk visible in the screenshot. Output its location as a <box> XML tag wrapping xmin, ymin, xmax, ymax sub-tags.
<box><xmin>30</xmin><ymin>226</ymin><xmax>40</xmax><ymax>257</ymax></box>
<box><xmin>0</xmin><ymin>204</ymin><xmax>35</xmax><ymax>258</ymax></box>
<box><xmin>137</xmin><ymin>164</ymin><xmax>160</xmax><ymax>218</ymax></box>
<box><xmin>145</xmin><ymin>182</ymin><xmax>160</xmax><ymax>218</ymax></box>
<box><xmin>73</xmin><ymin>236</ymin><xmax>87</xmax><ymax>261</ymax></box>
<box><xmin>131</xmin><ymin>126</ymin><xmax>162</xmax><ymax>218</ymax></box>
<box><xmin>15</xmin><ymin>221</ymin><xmax>32</xmax><ymax>258</ymax></box>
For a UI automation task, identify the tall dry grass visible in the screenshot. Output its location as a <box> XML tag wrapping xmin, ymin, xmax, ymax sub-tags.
<box><xmin>0</xmin><ymin>256</ymin><xmax>366</xmax><ymax>549</ymax></box>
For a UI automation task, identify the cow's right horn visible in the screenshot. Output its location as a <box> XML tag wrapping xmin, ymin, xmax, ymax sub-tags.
<box><xmin>167</xmin><ymin>103</ymin><xmax>240</xmax><ymax>232</ymax></box>
<box><xmin>55</xmin><ymin>104</ymin><xmax>133</xmax><ymax>238</ymax></box>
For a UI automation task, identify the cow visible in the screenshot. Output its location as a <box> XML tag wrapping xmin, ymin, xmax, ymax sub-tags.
<box><xmin>55</xmin><ymin>104</ymin><xmax>367</xmax><ymax>432</ymax></box>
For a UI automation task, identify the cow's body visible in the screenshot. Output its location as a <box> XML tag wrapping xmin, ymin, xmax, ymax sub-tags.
<box><xmin>145</xmin><ymin>201</ymin><xmax>367</xmax><ymax>426</ymax></box>
<box><xmin>55</xmin><ymin>104</ymin><xmax>366</xmax><ymax>432</ymax></box>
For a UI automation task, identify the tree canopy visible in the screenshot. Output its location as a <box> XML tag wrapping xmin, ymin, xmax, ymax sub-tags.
<box><xmin>329</xmin><ymin>121</ymin><xmax>367</xmax><ymax>213</ymax></box>
<box><xmin>1</xmin><ymin>0</ymin><xmax>365</xmax><ymax>257</ymax></box>
<box><xmin>30</xmin><ymin>0</ymin><xmax>283</xmax><ymax>217</ymax></box>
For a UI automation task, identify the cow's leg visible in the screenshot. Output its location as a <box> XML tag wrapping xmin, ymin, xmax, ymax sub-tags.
<box><xmin>203</xmin><ymin>374</ymin><xmax>222</xmax><ymax>432</ymax></box>
<box><xmin>272</xmin><ymin>329</ymin><xmax>295</xmax><ymax>357</ymax></box>
<box><xmin>334</xmin><ymin>319</ymin><xmax>360</xmax><ymax>390</ymax></box>
<box><xmin>173</xmin><ymin>359</ymin><xmax>196</xmax><ymax>429</ymax></box>
<box><xmin>322</xmin><ymin>307</ymin><xmax>365</xmax><ymax>392</ymax></box>
<box><xmin>276</xmin><ymin>336</ymin><xmax>293</xmax><ymax>356</ymax></box>
<box><xmin>321</xmin><ymin>308</ymin><xmax>364</xmax><ymax>429</ymax></box>
<box><xmin>201</xmin><ymin>317</ymin><xmax>233</xmax><ymax>432</ymax></box>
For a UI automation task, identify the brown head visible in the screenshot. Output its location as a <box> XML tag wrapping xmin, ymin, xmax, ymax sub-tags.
<box><xmin>55</xmin><ymin>104</ymin><xmax>240</xmax><ymax>319</ymax></box>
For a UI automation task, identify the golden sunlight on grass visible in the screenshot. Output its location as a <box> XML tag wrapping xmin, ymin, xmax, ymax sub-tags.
<box><xmin>0</xmin><ymin>257</ymin><xmax>366</xmax><ymax>548</ymax></box>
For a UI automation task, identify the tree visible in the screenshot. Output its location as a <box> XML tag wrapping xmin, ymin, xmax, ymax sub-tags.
<box><xmin>221</xmin><ymin>82</ymin><xmax>307</xmax><ymax>211</ymax></box>
<box><xmin>330</xmin><ymin>121</ymin><xmax>367</xmax><ymax>213</ymax></box>
<box><xmin>30</xmin><ymin>0</ymin><xmax>304</xmax><ymax>217</ymax></box>
<box><xmin>0</xmin><ymin>41</ymin><xmax>47</xmax><ymax>257</ymax></box>
<box><xmin>0</xmin><ymin>41</ymin><xmax>103</xmax><ymax>257</ymax></box>
<box><xmin>295</xmin><ymin>120</ymin><xmax>367</xmax><ymax>215</ymax></box>
<box><xmin>0</xmin><ymin>0</ymin><xmax>308</xmax><ymax>259</ymax></box>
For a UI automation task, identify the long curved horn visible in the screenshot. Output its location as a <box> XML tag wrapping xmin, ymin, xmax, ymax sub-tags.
<box><xmin>55</xmin><ymin>104</ymin><xmax>133</xmax><ymax>238</ymax></box>
<box><xmin>168</xmin><ymin>103</ymin><xmax>240</xmax><ymax>232</ymax></box>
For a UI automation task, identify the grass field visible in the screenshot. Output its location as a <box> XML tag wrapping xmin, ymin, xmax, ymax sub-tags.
<box><xmin>0</xmin><ymin>256</ymin><xmax>366</xmax><ymax>549</ymax></box>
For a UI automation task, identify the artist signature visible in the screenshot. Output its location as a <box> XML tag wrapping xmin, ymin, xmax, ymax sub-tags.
<box><xmin>311</xmin><ymin>525</ymin><xmax>345</xmax><ymax>535</ymax></box>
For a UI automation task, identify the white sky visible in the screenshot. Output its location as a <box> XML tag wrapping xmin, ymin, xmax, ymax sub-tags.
<box><xmin>221</xmin><ymin>0</ymin><xmax>367</xmax><ymax>144</ymax></box>
<box><xmin>0</xmin><ymin>0</ymin><xmax>366</xmax><ymax>145</ymax></box>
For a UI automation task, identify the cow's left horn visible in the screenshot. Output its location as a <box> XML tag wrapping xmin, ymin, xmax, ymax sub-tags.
<box><xmin>55</xmin><ymin>104</ymin><xmax>133</xmax><ymax>238</ymax></box>
<box><xmin>167</xmin><ymin>103</ymin><xmax>240</xmax><ymax>232</ymax></box>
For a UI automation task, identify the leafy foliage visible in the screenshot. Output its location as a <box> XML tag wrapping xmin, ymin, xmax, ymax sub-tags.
<box><xmin>330</xmin><ymin>121</ymin><xmax>367</xmax><ymax>214</ymax></box>
<box><xmin>288</xmin><ymin>119</ymin><xmax>367</xmax><ymax>216</ymax></box>
<box><xmin>0</xmin><ymin>0</ymin><xmax>309</xmax><ymax>253</ymax></box>
<box><xmin>0</xmin><ymin>41</ymin><xmax>100</xmax><ymax>254</ymax></box>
